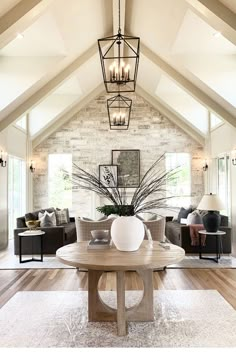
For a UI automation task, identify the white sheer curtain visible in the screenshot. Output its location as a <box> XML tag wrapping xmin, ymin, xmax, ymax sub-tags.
<box><xmin>8</xmin><ymin>155</ymin><xmax>26</xmax><ymax>239</ymax></box>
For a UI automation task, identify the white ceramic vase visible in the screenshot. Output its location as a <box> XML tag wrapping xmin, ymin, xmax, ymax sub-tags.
<box><xmin>111</xmin><ymin>216</ymin><xmax>145</xmax><ymax>252</ymax></box>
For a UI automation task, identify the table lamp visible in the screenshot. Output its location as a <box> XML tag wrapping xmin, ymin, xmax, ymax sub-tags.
<box><xmin>197</xmin><ymin>193</ymin><xmax>224</xmax><ymax>232</ymax></box>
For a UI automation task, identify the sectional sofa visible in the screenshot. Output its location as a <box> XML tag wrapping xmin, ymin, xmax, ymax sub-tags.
<box><xmin>14</xmin><ymin>208</ymin><xmax>76</xmax><ymax>255</ymax></box>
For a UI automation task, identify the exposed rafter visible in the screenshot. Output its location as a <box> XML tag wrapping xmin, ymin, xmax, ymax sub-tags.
<box><xmin>32</xmin><ymin>84</ymin><xmax>105</xmax><ymax>148</ymax></box>
<box><xmin>0</xmin><ymin>0</ymin><xmax>52</xmax><ymax>49</ymax></box>
<box><xmin>0</xmin><ymin>42</ymin><xmax>101</xmax><ymax>132</ymax></box>
<box><xmin>187</xmin><ymin>0</ymin><xmax>236</xmax><ymax>31</ymax></box>
<box><xmin>137</xmin><ymin>86</ymin><xmax>205</xmax><ymax>146</ymax></box>
<box><xmin>140</xmin><ymin>42</ymin><xmax>236</xmax><ymax>128</ymax></box>
<box><xmin>186</xmin><ymin>0</ymin><xmax>236</xmax><ymax>46</ymax></box>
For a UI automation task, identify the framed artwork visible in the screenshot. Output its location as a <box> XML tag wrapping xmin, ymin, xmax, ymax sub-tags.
<box><xmin>112</xmin><ymin>149</ymin><xmax>140</xmax><ymax>188</ymax></box>
<box><xmin>99</xmin><ymin>165</ymin><xmax>118</xmax><ymax>188</ymax></box>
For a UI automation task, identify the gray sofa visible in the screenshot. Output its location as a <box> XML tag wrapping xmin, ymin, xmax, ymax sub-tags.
<box><xmin>165</xmin><ymin>215</ymin><xmax>232</xmax><ymax>254</ymax></box>
<box><xmin>14</xmin><ymin>208</ymin><xmax>76</xmax><ymax>255</ymax></box>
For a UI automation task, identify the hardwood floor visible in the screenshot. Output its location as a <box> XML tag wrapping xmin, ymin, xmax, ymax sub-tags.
<box><xmin>1</xmin><ymin>268</ymin><xmax>236</xmax><ymax>310</ymax></box>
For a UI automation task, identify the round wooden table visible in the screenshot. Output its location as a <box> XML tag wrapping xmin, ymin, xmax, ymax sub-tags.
<box><xmin>56</xmin><ymin>240</ymin><xmax>185</xmax><ymax>336</ymax></box>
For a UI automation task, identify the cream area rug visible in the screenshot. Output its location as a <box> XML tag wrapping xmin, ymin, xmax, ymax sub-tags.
<box><xmin>167</xmin><ymin>255</ymin><xmax>236</xmax><ymax>269</ymax></box>
<box><xmin>0</xmin><ymin>290</ymin><xmax>236</xmax><ymax>347</ymax></box>
<box><xmin>1</xmin><ymin>255</ymin><xmax>236</xmax><ymax>270</ymax></box>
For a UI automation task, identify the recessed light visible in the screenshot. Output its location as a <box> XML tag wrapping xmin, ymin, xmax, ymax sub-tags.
<box><xmin>213</xmin><ymin>31</ymin><xmax>222</xmax><ymax>38</ymax></box>
<box><xmin>16</xmin><ymin>33</ymin><xmax>24</xmax><ymax>40</ymax></box>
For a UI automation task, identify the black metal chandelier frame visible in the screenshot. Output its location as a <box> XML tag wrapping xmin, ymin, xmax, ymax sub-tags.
<box><xmin>107</xmin><ymin>93</ymin><xmax>132</xmax><ymax>130</ymax></box>
<box><xmin>98</xmin><ymin>0</ymin><xmax>140</xmax><ymax>94</ymax></box>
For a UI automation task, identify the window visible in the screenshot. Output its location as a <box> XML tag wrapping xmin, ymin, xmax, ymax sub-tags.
<box><xmin>8</xmin><ymin>156</ymin><xmax>26</xmax><ymax>239</ymax></box>
<box><xmin>15</xmin><ymin>116</ymin><xmax>26</xmax><ymax>131</ymax></box>
<box><xmin>48</xmin><ymin>154</ymin><xmax>72</xmax><ymax>209</ymax></box>
<box><xmin>165</xmin><ymin>153</ymin><xmax>191</xmax><ymax>207</ymax></box>
<box><xmin>218</xmin><ymin>155</ymin><xmax>230</xmax><ymax>217</ymax></box>
<box><xmin>210</xmin><ymin>112</ymin><xmax>222</xmax><ymax>130</ymax></box>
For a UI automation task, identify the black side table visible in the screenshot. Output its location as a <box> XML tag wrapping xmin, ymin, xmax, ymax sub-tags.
<box><xmin>198</xmin><ymin>230</ymin><xmax>226</xmax><ymax>263</ymax></box>
<box><xmin>18</xmin><ymin>231</ymin><xmax>45</xmax><ymax>263</ymax></box>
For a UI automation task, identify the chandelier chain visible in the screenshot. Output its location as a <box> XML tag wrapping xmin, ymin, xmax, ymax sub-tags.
<box><xmin>118</xmin><ymin>0</ymin><xmax>121</xmax><ymax>32</ymax></box>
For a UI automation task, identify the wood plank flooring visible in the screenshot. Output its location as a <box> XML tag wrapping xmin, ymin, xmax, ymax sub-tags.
<box><xmin>1</xmin><ymin>269</ymin><xmax>236</xmax><ymax>310</ymax></box>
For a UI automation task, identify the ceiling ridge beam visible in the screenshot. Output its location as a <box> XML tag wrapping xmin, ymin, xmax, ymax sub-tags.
<box><xmin>0</xmin><ymin>42</ymin><xmax>100</xmax><ymax>132</ymax></box>
<box><xmin>0</xmin><ymin>0</ymin><xmax>52</xmax><ymax>49</ymax></box>
<box><xmin>136</xmin><ymin>86</ymin><xmax>205</xmax><ymax>146</ymax></box>
<box><xmin>140</xmin><ymin>42</ymin><xmax>236</xmax><ymax>128</ymax></box>
<box><xmin>32</xmin><ymin>84</ymin><xmax>105</xmax><ymax>148</ymax></box>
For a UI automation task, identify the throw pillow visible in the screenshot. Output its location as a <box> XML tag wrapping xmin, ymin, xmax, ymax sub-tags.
<box><xmin>98</xmin><ymin>216</ymin><xmax>108</xmax><ymax>221</ymax></box>
<box><xmin>81</xmin><ymin>217</ymin><xmax>93</xmax><ymax>221</ymax></box>
<box><xmin>220</xmin><ymin>214</ymin><xmax>228</xmax><ymax>226</ymax></box>
<box><xmin>39</xmin><ymin>211</ymin><xmax>57</xmax><ymax>227</ymax></box>
<box><xmin>25</xmin><ymin>212</ymin><xmax>37</xmax><ymax>222</ymax></box>
<box><xmin>177</xmin><ymin>207</ymin><xmax>192</xmax><ymax>223</ymax></box>
<box><xmin>39</xmin><ymin>212</ymin><xmax>56</xmax><ymax>227</ymax></box>
<box><xmin>55</xmin><ymin>209</ymin><xmax>68</xmax><ymax>225</ymax></box>
<box><xmin>148</xmin><ymin>214</ymin><xmax>158</xmax><ymax>221</ymax></box>
<box><xmin>81</xmin><ymin>216</ymin><xmax>108</xmax><ymax>221</ymax></box>
<box><xmin>136</xmin><ymin>214</ymin><xmax>144</xmax><ymax>221</ymax></box>
<box><xmin>56</xmin><ymin>208</ymin><xmax>70</xmax><ymax>223</ymax></box>
<box><xmin>186</xmin><ymin>211</ymin><xmax>202</xmax><ymax>225</ymax></box>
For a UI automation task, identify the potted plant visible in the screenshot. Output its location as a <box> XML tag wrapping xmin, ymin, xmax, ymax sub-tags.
<box><xmin>67</xmin><ymin>155</ymin><xmax>178</xmax><ymax>251</ymax></box>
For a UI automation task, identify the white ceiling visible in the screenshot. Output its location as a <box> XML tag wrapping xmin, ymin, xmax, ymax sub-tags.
<box><xmin>172</xmin><ymin>9</ymin><xmax>236</xmax><ymax>55</ymax></box>
<box><xmin>156</xmin><ymin>75</ymin><xmax>209</xmax><ymax>134</ymax></box>
<box><xmin>1</xmin><ymin>0</ymin><xmax>236</xmax><ymax>140</ymax></box>
<box><xmin>1</xmin><ymin>11</ymin><xmax>67</xmax><ymax>57</ymax></box>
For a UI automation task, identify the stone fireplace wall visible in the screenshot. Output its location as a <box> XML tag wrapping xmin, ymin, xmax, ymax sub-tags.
<box><xmin>33</xmin><ymin>92</ymin><xmax>204</xmax><ymax>217</ymax></box>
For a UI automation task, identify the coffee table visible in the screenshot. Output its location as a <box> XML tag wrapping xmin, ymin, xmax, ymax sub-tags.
<box><xmin>56</xmin><ymin>240</ymin><xmax>185</xmax><ymax>336</ymax></box>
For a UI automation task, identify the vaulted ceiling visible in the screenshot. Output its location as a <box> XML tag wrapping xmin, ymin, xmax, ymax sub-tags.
<box><xmin>0</xmin><ymin>0</ymin><xmax>236</xmax><ymax>147</ymax></box>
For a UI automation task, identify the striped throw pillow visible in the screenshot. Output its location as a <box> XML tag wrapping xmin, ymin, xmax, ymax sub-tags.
<box><xmin>55</xmin><ymin>209</ymin><xmax>68</xmax><ymax>225</ymax></box>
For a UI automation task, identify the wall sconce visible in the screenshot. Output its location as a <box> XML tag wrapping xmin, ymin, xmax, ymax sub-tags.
<box><xmin>0</xmin><ymin>150</ymin><xmax>7</xmax><ymax>167</ymax></box>
<box><xmin>29</xmin><ymin>160</ymin><xmax>35</xmax><ymax>173</ymax></box>
<box><xmin>203</xmin><ymin>160</ymin><xmax>208</xmax><ymax>171</ymax></box>
<box><xmin>232</xmin><ymin>150</ymin><xmax>236</xmax><ymax>166</ymax></box>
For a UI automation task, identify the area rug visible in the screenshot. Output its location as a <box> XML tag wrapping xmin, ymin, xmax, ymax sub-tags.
<box><xmin>0</xmin><ymin>290</ymin><xmax>236</xmax><ymax>347</ymax></box>
<box><xmin>1</xmin><ymin>255</ymin><xmax>236</xmax><ymax>270</ymax></box>
<box><xmin>0</xmin><ymin>255</ymin><xmax>74</xmax><ymax>269</ymax></box>
<box><xmin>167</xmin><ymin>255</ymin><xmax>236</xmax><ymax>269</ymax></box>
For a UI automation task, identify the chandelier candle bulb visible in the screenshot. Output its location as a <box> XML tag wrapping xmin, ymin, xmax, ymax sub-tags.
<box><xmin>121</xmin><ymin>62</ymin><xmax>125</xmax><ymax>79</ymax></box>
<box><xmin>109</xmin><ymin>65</ymin><xmax>113</xmax><ymax>81</ymax></box>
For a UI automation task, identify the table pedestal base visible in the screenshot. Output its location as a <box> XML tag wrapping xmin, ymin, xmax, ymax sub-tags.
<box><xmin>88</xmin><ymin>269</ymin><xmax>154</xmax><ymax>336</ymax></box>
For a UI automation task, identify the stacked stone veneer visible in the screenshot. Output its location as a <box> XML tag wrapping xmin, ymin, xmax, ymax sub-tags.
<box><xmin>33</xmin><ymin>92</ymin><xmax>204</xmax><ymax>216</ymax></box>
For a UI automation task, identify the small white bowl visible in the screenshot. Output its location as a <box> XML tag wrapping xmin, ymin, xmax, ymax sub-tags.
<box><xmin>91</xmin><ymin>230</ymin><xmax>109</xmax><ymax>240</ymax></box>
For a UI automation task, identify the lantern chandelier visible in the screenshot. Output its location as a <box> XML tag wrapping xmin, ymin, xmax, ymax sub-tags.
<box><xmin>97</xmin><ymin>0</ymin><xmax>140</xmax><ymax>93</ymax></box>
<box><xmin>107</xmin><ymin>93</ymin><xmax>132</xmax><ymax>130</ymax></box>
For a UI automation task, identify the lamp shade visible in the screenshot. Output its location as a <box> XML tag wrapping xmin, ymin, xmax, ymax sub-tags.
<box><xmin>197</xmin><ymin>193</ymin><xmax>224</xmax><ymax>211</ymax></box>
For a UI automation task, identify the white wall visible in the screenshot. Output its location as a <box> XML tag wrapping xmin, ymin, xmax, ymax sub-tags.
<box><xmin>0</xmin><ymin>125</ymin><xmax>28</xmax><ymax>250</ymax></box>
<box><xmin>210</xmin><ymin>123</ymin><xmax>236</xmax><ymax>243</ymax></box>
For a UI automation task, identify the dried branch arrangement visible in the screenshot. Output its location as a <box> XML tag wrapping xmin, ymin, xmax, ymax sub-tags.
<box><xmin>65</xmin><ymin>154</ymin><xmax>179</xmax><ymax>216</ymax></box>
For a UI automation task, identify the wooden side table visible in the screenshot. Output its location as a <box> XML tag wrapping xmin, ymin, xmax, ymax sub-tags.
<box><xmin>56</xmin><ymin>241</ymin><xmax>185</xmax><ymax>336</ymax></box>
<box><xmin>198</xmin><ymin>230</ymin><xmax>226</xmax><ymax>263</ymax></box>
<box><xmin>18</xmin><ymin>231</ymin><xmax>45</xmax><ymax>263</ymax></box>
